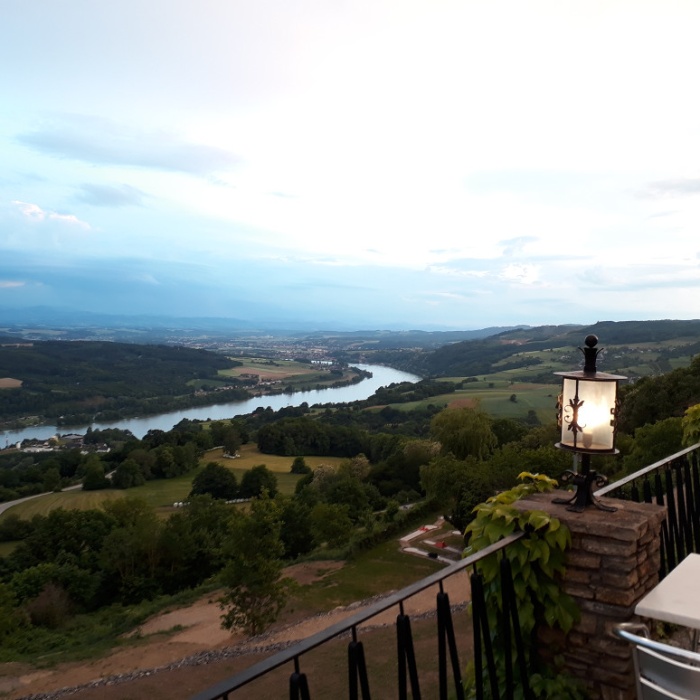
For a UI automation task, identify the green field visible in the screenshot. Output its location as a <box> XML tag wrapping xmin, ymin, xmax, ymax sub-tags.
<box><xmin>220</xmin><ymin>357</ymin><xmax>320</xmax><ymax>378</ymax></box>
<box><xmin>0</xmin><ymin>445</ymin><xmax>346</xmax><ymax>521</ymax></box>
<box><xmin>389</xmin><ymin>380</ymin><xmax>558</xmax><ymax>424</ymax></box>
<box><xmin>289</xmin><ymin>533</ymin><xmax>443</xmax><ymax>616</ymax></box>
<box><xmin>206</xmin><ymin>443</ymin><xmax>346</xmax><ymax>474</ymax></box>
<box><xmin>218</xmin><ymin>357</ymin><xmax>366</xmax><ymax>392</ymax></box>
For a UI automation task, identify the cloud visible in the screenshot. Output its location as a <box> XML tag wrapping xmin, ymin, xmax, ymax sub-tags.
<box><xmin>18</xmin><ymin>116</ymin><xmax>240</xmax><ymax>176</ymax></box>
<box><xmin>424</xmin><ymin>291</ymin><xmax>475</xmax><ymax>301</ymax></box>
<box><xmin>11</xmin><ymin>201</ymin><xmax>91</xmax><ymax>230</ymax></box>
<box><xmin>639</xmin><ymin>179</ymin><xmax>700</xmax><ymax>198</ymax></box>
<box><xmin>578</xmin><ymin>263</ymin><xmax>700</xmax><ymax>292</ymax></box>
<box><xmin>499</xmin><ymin>264</ymin><xmax>540</xmax><ymax>285</ymax></box>
<box><xmin>499</xmin><ymin>236</ymin><xmax>538</xmax><ymax>257</ymax></box>
<box><xmin>647</xmin><ymin>210</ymin><xmax>676</xmax><ymax>219</ymax></box>
<box><xmin>0</xmin><ymin>280</ymin><xmax>25</xmax><ymax>289</ymax></box>
<box><xmin>77</xmin><ymin>183</ymin><xmax>145</xmax><ymax>207</ymax></box>
<box><xmin>427</xmin><ymin>265</ymin><xmax>488</xmax><ymax>279</ymax></box>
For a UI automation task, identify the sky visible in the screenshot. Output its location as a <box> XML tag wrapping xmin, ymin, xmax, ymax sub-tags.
<box><xmin>2</xmin><ymin>0</ymin><xmax>700</xmax><ymax>331</ymax></box>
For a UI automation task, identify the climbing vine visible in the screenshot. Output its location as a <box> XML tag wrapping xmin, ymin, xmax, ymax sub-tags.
<box><xmin>463</xmin><ymin>473</ymin><xmax>587</xmax><ymax>700</ymax></box>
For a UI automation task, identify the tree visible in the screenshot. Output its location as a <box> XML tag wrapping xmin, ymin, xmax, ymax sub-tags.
<box><xmin>420</xmin><ymin>454</ymin><xmax>490</xmax><ymax>532</ymax></box>
<box><xmin>112</xmin><ymin>458</ymin><xmax>146</xmax><ymax>489</ymax></box>
<box><xmin>10</xmin><ymin>561</ymin><xmax>98</xmax><ymax>611</ymax></box>
<box><xmin>370</xmin><ymin>439</ymin><xmax>439</xmax><ymax>495</ymax></box>
<box><xmin>152</xmin><ymin>446</ymin><xmax>176</xmax><ymax>479</ymax></box>
<box><xmin>290</xmin><ymin>456</ymin><xmax>311</xmax><ymax>474</ymax></box>
<box><xmin>222</xmin><ymin>427</ymin><xmax>242</xmax><ymax>457</ymax></box>
<box><xmin>682</xmin><ymin>404</ymin><xmax>700</xmax><ymax>446</ymax></box>
<box><xmin>190</xmin><ymin>462</ymin><xmax>238</xmax><ymax>500</ymax></box>
<box><xmin>42</xmin><ymin>467</ymin><xmax>62</xmax><ymax>492</ymax></box>
<box><xmin>277</xmin><ymin>496</ymin><xmax>315</xmax><ymax>559</ymax></box>
<box><xmin>126</xmin><ymin>448</ymin><xmax>155</xmax><ymax>480</ymax></box>
<box><xmin>0</xmin><ymin>583</ymin><xmax>25</xmax><ymax>641</ymax></box>
<box><xmin>621</xmin><ymin>417</ymin><xmax>684</xmax><ymax>476</ymax></box>
<box><xmin>100</xmin><ymin>499</ymin><xmax>162</xmax><ymax>601</ymax></box>
<box><xmin>239</xmin><ymin>465</ymin><xmax>278</xmax><ymax>499</ymax></box>
<box><xmin>492</xmin><ymin>418</ymin><xmax>528</xmax><ymax>447</ymax></box>
<box><xmin>7</xmin><ymin>508</ymin><xmax>116</xmax><ymax>574</ymax></box>
<box><xmin>158</xmin><ymin>495</ymin><xmax>235</xmax><ymax>591</ymax></box>
<box><xmin>430</xmin><ymin>407</ymin><xmax>497</xmax><ymax>460</ymax></box>
<box><xmin>320</xmin><ymin>474</ymin><xmax>371</xmax><ymax>522</ymax></box>
<box><xmin>219</xmin><ymin>497</ymin><xmax>292</xmax><ymax>635</ymax></box>
<box><xmin>310</xmin><ymin>502</ymin><xmax>353</xmax><ymax>548</ymax></box>
<box><xmin>82</xmin><ymin>456</ymin><xmax>110</xmax><ymax>490</ymax></box>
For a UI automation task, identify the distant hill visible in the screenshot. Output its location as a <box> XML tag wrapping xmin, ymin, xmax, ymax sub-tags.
<box><xmin>301</xmin><ymin>327</ymin><xmax>528</xmax><ymax>350</ymax></box>
<box><xmin>368</xmin><ymin>320</ymin><xmax>700</xmax><ymax>379</ymax></box>
<box><xmin>0</xmin><ymin>306</ymin><xmax>525</xmax><ymax>343</ymax></box>
<box><xmin>0</xmin><ymin>340</ymin><xmax>247</xmax><ymax>428</ymax></box>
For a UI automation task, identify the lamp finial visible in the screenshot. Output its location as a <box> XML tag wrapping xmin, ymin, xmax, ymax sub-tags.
<box><xmin>581</xmin><ymin>334</ymin><xmax>600</xmax><ymax>374</ymax></box>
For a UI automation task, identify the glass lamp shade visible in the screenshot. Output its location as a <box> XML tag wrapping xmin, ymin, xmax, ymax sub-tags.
<box><xmin>555</xmin><ymin>370</ymin><xmax>624</xmax><ymax>454</ymax></box>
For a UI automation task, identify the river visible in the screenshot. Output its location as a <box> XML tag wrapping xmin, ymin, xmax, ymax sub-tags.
<box><xmin>0</xmin><ymin>364</ymin><xmax>421</xmax><ymax>444</ymax></box>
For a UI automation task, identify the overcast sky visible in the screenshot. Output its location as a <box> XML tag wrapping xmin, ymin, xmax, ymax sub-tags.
<box><xmin>2</xmin><ymin>0</ymin><xmax>700</xmax><ymax>330</ymax></box>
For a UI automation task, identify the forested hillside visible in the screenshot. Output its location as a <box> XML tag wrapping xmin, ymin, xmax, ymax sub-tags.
<box><xmin>618</xmin><ymin>354</ymin><xmax>700</xmax><ymax>432</ymax></box>
<box><xmin>370</xmin><ymin>319</ymin><xmax>700</xmax><ymax>379</ymax></box>
<box><xmin>0</xmin><ymin>341</ymin><xmax>246</xmax><ymax>427</ymax></box>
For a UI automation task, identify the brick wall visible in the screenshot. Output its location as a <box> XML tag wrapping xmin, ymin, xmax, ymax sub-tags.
<box><xmin>514</xmin><ymin>491</ymin><xmax>666</xmax><ymax>699</ymax></box>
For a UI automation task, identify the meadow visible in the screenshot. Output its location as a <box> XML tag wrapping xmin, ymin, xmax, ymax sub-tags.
<box><xmin>391</xmin><ymin>377</ymin><xmax>558</xmax><ymax>424</ymax></box>
<box><xmin>0</xmin><ymin>444</ymin><xmax>346</xmax><ymax>521</ymax></box>
<box><xmin>217</xmin><ymin>357</ymin><xmax>358</xmax><ymax>389</ymax></box>
<box><xmin>387</xmin><ymin>338</ymin><xmax>698</xmax><ymax>425</ymax></box>
<box><xmin>219</xmin><ymin>357</ymin><xmax>322</xmax><ymax>381</ymax></box>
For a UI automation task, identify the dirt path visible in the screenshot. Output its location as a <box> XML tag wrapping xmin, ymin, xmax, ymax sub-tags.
<box><xmin>1</xmin><ymin>531</ymin><xmax>469</xmax><ymax>699</ymax></box>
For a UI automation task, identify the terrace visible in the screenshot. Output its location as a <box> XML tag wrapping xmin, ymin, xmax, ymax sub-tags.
<box><xmin>191</xmin><ymin>442</ymin><xmax>700</xmax><ymax>700</ymax></box>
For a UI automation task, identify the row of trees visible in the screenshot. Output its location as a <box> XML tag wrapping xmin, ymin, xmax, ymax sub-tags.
<box><xmin>0</xmin><ymin>419</ymin><xmax>251</xmax><ymax>503</ymax></box>
<box><xmin>0</xmin><ymin>494</ymin><xmax>293</xmax><ymax>639</ymax></box>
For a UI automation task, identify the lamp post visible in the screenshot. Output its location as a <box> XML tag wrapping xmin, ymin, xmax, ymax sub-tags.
<box><xmin>553</xmin><ymin>335</ymin><xmax>626</xmax><ymax>513</ymax></box>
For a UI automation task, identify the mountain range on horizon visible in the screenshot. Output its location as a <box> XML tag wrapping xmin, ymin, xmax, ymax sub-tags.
<box><xmin>0</xmin><ymin>304</ymin><xmax>534</xmax><ymax>335</ymax></box>
<box><xmin>2</xmin><ymin>306</ymin><xmax>700</xmax><ymax>353</ymax></box>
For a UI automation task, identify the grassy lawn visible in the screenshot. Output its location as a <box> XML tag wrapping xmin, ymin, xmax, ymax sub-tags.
<box><xmin>217</xmin><ymin>357</ymin><xmax>360</xmax><ymax>391</ymax></box>
<box><xmin>206</xmin><ymin>443</ymin><xmax>346</xmax><ymax>473</ymax></box>
<box><xmin>219</xmin><ymin>358</ymin><xmax>322</xmax><ymax>380</ymax></box>
<box><xmin>391</xmin><ymin>381</ymin><xmax>558</xmax><ymax>424</ymax></box>
<box><xmin>0</xmin><ymin>445</ymin><xmax>347</xmax><ymax>521</ymax></box>
<box><xmin>205</xmin><ymin>444</ymin><xmax>346</xmax><ymax>497</ymax></box>
<box><xmin>288</xmin><ymin>536</ymin><xmax>443</xmax><ymax>617</ymax></box>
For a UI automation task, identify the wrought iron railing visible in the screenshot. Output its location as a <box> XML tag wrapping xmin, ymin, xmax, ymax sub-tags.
<box><xmin>596</xmin><ymin>442</ymin><xmax>700</xmax><ymax>578</ymax></box>
<box><xmin>191</xmin><ymin>531</ymin><xmax>526</xmax><ymax>700</ymax></box>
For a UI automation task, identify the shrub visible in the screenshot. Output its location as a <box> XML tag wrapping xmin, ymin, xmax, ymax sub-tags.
<box><xmin>25</xmin><ymin>583</ymin><xmax>73</xmax><ymax>629</ymax></box>
<box><xmin>463</xmin><ymin>473</ymin><xmax>585</xmax><ymax>699</ymax></box>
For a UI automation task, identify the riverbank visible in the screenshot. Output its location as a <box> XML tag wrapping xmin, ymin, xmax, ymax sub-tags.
<box><xmin>1</xmin><ymin>364</ymin><xmax>419</xmax><ymax>443</ymax></box>
<box><xmin>0</xmin><ymin>367</ymin><xmax>371</xmax><ymax>434</ymax></box>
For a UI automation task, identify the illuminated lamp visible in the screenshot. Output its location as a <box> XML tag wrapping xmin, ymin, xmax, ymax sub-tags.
<box><xmin>553</xmin><ymin>334</ymin><xmax>626</xmax><ymax>513</ymax></box>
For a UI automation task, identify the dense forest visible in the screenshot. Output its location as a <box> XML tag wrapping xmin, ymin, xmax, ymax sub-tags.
<box><xmin>0</xmin><ymin>341</ymin><xmax>249</xmax><ymax>427</ymax></box>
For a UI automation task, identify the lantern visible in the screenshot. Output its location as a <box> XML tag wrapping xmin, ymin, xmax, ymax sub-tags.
<box><xmin>553</xmin><ymin>335</ymin><xmax>626</xmax><ymax>512</ymax></box>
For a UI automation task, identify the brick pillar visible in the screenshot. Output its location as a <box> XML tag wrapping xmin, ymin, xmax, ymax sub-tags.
<box><xmin>513</xmin><ymin>490</ymin><xmax>666</xmax><ymax>700</ymax></box>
